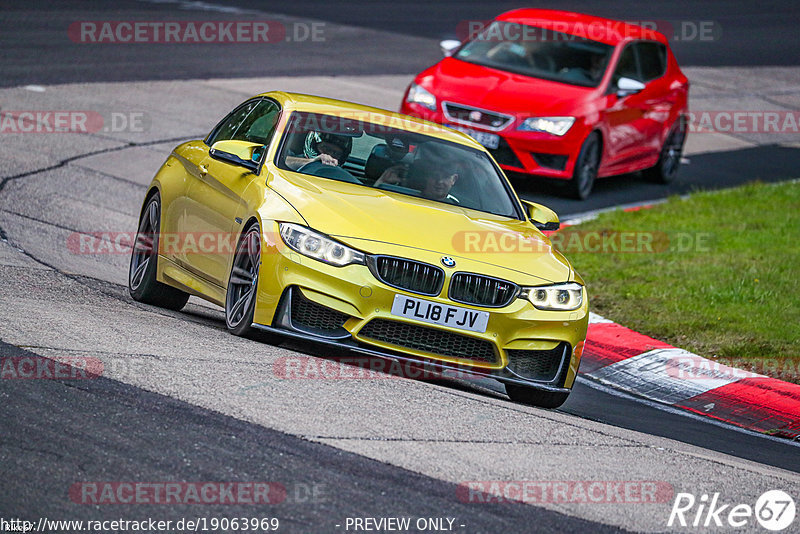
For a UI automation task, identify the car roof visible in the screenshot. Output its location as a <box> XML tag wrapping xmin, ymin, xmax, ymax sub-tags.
<box><xmin>257</xmin><ymin>91</ymin><xmax>483</xmax><ymax>148</ymax></box>
<box><xmin>496</xmin><ymin>8</ymin><xmax>667</xmax><ymax>46</ymax></box>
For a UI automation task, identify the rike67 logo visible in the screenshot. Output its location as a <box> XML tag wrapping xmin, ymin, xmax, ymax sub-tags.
<box><xmin>668</xmin><ymin>490</ymin><xmax>795</xmax><ymax>530</ymax></box>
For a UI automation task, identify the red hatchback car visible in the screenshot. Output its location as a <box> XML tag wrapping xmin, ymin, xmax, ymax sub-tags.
<box><xmin>401</xmin><ymin>9</ymin><xmax>689</xmax><ymax>199</ymax></box>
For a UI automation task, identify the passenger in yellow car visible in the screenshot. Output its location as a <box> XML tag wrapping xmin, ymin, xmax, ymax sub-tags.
<box><xmin>370</xmin><ymin>136</ymin><xmax>413</xmax><ymax>187</ymax></box>
<box><xmin>373</xmin><ymin>163</ymin><xmax>407</xmax><ymax>187</ymax></box>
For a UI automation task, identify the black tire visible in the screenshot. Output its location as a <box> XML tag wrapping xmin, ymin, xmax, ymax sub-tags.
<box><xmin>644</xmin><ymin>118</ymin><xmax>686</xmax><ymax>184</ymax></box>
<box><xmin>567</xmin><ymin>132</ymin><xmax>601</xmax><ymax>200</ymax></box>
<box><xmin>505</xmin><ymin>384</ymin><xmax>570</xmax><ymax>409</ymax></box>
<box><xmin>225</xmin><ymin>223</ymin><xmax>263</xmax><ymax>337</ymax></box>
<box><xmin>128</xmin><ymin>193</ymin><xmax>190</xmax><ymax>311</ymax></box>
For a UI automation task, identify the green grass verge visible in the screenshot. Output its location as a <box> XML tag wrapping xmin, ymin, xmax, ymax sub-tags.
<box><xmin>564</xmin><ymin>181</ymin><xmax>800</xmax><ymax>382</ymax></box>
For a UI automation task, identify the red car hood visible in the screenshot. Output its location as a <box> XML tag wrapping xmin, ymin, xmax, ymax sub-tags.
<box><xmin>425</xmin><ymin>58</ymin><xmax>595</xmax><ymax>118</ymax></box>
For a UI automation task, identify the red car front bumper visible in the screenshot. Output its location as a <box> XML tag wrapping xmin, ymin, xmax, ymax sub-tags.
<box><xmin>401</xmin><ymin>101</ymin><xmax>588</xmax><ymax>180</ymax></box>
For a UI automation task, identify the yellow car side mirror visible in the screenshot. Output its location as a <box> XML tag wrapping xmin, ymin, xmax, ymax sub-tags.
<box><xmin>521</xmin><ymin>200</ymin><xmax>560</xmax><ymax>231</ymax></box>
<box><xmin>209</xmin><ymin>140</ymin><xmax>265</xmax><ymax>172</ymax></box>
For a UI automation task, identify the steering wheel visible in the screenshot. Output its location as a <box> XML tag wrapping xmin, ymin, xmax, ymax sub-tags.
<box><xmin>297</xmin><ymin>160</ymin><xmax>361</xmax><ymax>183</ymax></box>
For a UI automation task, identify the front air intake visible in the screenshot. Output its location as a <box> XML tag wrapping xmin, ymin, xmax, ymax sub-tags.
<box><xmin>369</xmin><ymin>256</ymin><xmax>444</xmax><ymax>296</ymax></box>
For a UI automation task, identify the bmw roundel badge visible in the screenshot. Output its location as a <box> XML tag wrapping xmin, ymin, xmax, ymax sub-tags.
<box><xmin>441</xmin><ymin>256</ymin><xmax>456</xmax><ymax>268</ymax></box>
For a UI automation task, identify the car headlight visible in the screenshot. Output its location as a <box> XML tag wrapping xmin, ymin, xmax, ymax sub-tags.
<box><xmin>406</xmin><ymin>83</ymin><xmax>437</xmax><ymax>111</ymax></box>
<box><xmin>279</xmin><ymin>223</ymin><xmax>365</xmax><ymax>267</ymax></box>
<box><xmin>517</xmin><ymin>117</ymin><xmax>575</xmax><ymax>136</ymax></box>
<box><xmin>521</xmin><ymin>282</ymin><xmax>583</xmax><ymax>311</ymax></box>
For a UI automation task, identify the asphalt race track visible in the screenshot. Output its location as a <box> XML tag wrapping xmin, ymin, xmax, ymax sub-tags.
<box><xmin>1</xmin><ymin>1</ymin><xmax>799</xmax><ymax>533</ymax></box>
<box><xmin>3</xmin><ymin>0</ymin><xmax>799</xmax><ymax>87</ymax></box>
<box><xmin>2</xmin><ymin>339</ymin><xmax>622</xmax><ymax>533</ymax></box>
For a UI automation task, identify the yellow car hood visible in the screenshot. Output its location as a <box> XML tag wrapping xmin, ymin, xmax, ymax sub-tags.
<box><xmin>270</xmin><ymin>171</ymin><xmax>571</xmax><ymax>284</ymax></box>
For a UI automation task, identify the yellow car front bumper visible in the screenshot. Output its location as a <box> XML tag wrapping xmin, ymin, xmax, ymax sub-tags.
<box><xmin>252</xmin><ymin>226</ymin><xmax>588</xmax><ymax>391</ymax></box>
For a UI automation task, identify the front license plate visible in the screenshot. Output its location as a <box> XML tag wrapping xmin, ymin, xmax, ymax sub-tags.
<box><xmin>447</xmin><ymin>124</ymin><xmax>500</xmax><ymax>150</ymax></box>
<box><xmin>390</xmin><ymin>294</ymin><xmax>490</xmax><ymax>333</ymax></box>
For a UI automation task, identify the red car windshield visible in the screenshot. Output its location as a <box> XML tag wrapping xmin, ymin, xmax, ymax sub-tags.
<box><xmin>455</xmin><ymin>21</ymin><xmax>613</xmax><ymax>87</ymax></box>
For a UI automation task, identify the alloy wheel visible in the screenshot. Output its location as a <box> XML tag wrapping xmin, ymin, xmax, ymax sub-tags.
<box><xmin>226</xmin><ymin>225</ymin><xmax>261</xmax><ymax>329</ymax></box>
<box><xmin>129</xmin><ymin>199</ymin><xmax>158</xmax><ymax>291</ymax></box>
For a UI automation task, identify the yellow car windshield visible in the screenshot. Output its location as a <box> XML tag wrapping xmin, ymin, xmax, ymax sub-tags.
<box><xmin>275</xmin><ymin>111</ymin><xmax>520</xmax><ymax>218</ymax></box>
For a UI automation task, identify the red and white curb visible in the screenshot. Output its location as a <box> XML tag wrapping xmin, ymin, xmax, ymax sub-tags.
<box><xmin>579</xmin><ymin>312</ymin><xmax>800</xmax><ymax>440</ymax></box>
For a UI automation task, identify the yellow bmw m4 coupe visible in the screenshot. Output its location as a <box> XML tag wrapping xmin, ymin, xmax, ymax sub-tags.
<box><xmin>129</xmin><ymin>92</ymin><xmax>588</xmax><ymax>408</ymax></box>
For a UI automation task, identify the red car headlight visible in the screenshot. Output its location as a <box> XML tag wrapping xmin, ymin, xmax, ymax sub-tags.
<box><xmin>406</xmin><ymin>83</ymin><xmax>437</xmax><ymax>111</ymax></box>
<box><xmin>517</xmin><ymin>117</ymin><xmax>575</xmax><ymax>136</ymax></box>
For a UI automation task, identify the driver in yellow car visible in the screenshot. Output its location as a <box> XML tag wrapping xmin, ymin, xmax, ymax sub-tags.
<box><xmin>422</xmin><ymin>168</ymin><xmax>459</xmax><ymax>202</ymax></box>
<box><xmin>285</xmin><ymin>131</ymin><xmax>353</xmax><ymax>170</ymax></box>
<box><xmin>410</xmin><ymin>159</ymin><xmax>462</xmax><ymax>203</ymax></box>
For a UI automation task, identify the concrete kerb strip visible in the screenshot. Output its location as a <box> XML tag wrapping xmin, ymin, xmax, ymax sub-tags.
<box><xmin>579</xmin><ymin>312</ymin><xmax>800</xmax><ymax>440</ymax></box>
